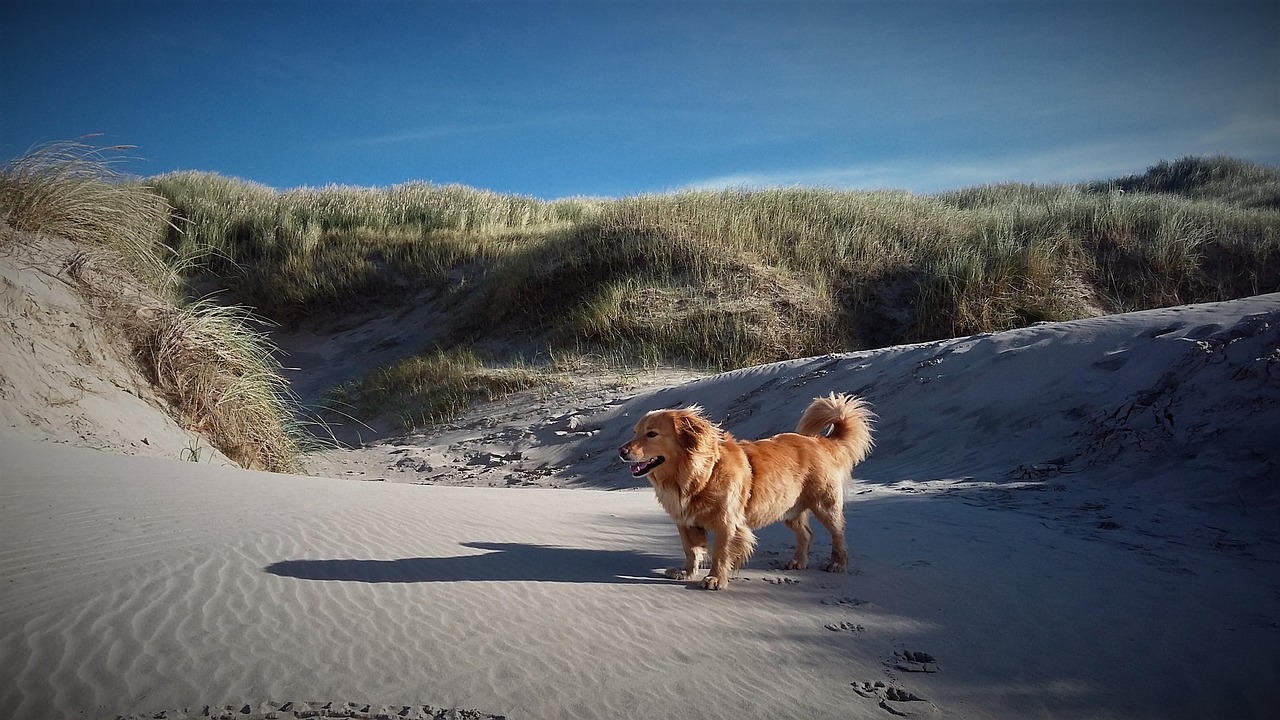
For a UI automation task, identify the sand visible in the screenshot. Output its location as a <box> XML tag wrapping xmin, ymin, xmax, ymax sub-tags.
<box><xmin>2</xmin><ymin>241</ymin><xmax>1279</xmax><ymax>720</ymax></box>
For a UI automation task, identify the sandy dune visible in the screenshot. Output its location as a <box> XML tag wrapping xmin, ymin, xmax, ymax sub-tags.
<box><xmin>3</xmin><ymin>290</ymin><xmax>1279</xmax><ymax>719</ymax></box>
<box><xmin>1</xmin><ymin>233</ymin><xmax>230</xmax><ymax>465</ymax></box>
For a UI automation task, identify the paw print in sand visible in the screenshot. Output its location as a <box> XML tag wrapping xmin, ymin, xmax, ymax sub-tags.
<box><xmin>889</xmin><ymin>650</ymin><xmax>940</xmax><ymax>673</ymax></box>
<box><xmin>852</xmin><ymin>681</ymin><xmax>937</xmax><ymax>717</ymax></box>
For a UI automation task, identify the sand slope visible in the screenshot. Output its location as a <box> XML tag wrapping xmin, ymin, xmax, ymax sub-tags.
<box><xmin>1</xmin><ymin>232</ymin><xmax>230</xmax><ymax>465</ymax></box>
<box><xmin>314</xmin><ymin>296</ymin><xmax>1280</xmax><ymax>506</ymax></box>
<box><xmin>3</xmin><ymin>294</ymin><xmax>1280</xmax><ymax>719</ymax></box>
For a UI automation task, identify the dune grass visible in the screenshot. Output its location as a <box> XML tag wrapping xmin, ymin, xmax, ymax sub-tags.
<box><xmin>132</xmin><ymin>300</ymin><xmax>311</xmax><ymax>472</ymax></box>
<box><xmin>1091</xmin><ymin>155</ymin><xmax>1280</xmax><ymax>210</ymax></box>
<box><xmin>0</xmin><ymin>138</ymin><xmax>176</xmax><ymax>292</ymax></box>
<box><xmin>326</xmin><ymin>347</ymin><xmax>558</xmax><ymax>431</ymax></box>
<box><xmin>1</xmin><ymin>141</ymin><xmax>308</xmax><ymax>472</ymax></box>
<box><xmin>141</xmin><ymin>155</ymin><xmax>1280</xmax><ymax>430</ymax></box>
<box><xmin>32</xmin><ymin>143</ymin><xmax>1275</xmax><ymax>448</ymax></box>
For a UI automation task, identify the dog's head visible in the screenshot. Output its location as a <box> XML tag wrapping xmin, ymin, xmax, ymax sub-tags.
<box><xmin>618</xmin><ymin>406</ymin><xmax>721</xmax><ymax>480</ymax></box>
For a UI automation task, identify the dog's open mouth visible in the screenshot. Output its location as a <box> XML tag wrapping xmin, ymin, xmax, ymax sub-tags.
<box><xmin>629</xmin><ymin>456</ymin><xmax>665</xmax><ymax>477</ymax></box>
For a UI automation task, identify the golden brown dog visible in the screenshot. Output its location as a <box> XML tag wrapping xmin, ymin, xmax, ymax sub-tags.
<box><xmin>619</xmin><ymin>393</ymin><xmax>874</xmax><ymax>590</ymax></box>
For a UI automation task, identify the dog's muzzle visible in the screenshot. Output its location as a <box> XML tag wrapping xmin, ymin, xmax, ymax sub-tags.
<box><xmin>619</xmin><ymin>446</ymin><xmax>665</xmax><ymax>477</ymax></box>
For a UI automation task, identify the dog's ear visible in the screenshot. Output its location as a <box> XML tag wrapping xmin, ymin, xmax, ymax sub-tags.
<box><xmin>674</xmin><ymin>411</ymin><xmax>715</xmax><ymax>452</ymax></box>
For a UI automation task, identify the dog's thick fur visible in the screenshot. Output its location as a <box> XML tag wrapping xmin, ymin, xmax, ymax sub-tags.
<box><xmin>619</xmin><ymin>393</ymin><xmax>874</xmax><ymax>590</ymax></box>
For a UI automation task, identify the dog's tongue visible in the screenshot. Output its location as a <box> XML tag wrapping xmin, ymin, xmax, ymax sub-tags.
<box><xmin>629</xmin><ymin>457</ymin><xmax>663</xmax><ymax>477</ymax></box>
<box><xmin>630</xmin><ymin>458</ymin><xmax>659</xmax><ymax>476</ymax></box>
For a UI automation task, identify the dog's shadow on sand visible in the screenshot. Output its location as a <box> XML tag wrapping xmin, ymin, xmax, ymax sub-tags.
<box><xmin>265</xmin><ymin>542</ymin><xmax>671</xmax><ymax>585</ymax></box>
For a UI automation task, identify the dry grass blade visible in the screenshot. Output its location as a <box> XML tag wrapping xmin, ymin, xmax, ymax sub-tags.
<box><xmin>138</xmin><ymin>301</ymin><xmax>307</xmax><ymax>472</ymax></box>
<box><xmin>0</xmin><ymin>138</ymin><xmax>177</xmax><ymax>295</ymax></box>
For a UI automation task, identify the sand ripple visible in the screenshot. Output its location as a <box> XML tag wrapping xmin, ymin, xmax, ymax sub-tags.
<box><xmin>113</xmin><ymin>701</ymin><xmax>502</xmax><ymax>719</ymax></box>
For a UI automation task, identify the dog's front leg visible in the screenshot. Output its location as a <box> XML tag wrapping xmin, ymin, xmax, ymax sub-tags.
<box><xmin>665</xmin><ymin>524</ymin><xmax>707</xmax><ymax>580</ymax></box>
<box><xmin>703</xmin><ymin>526</ymin><xmax>733</xmax><ymax>590</ymax></box>
<box><xmin>703</xmin><ymin>523</ymin><xmax>754</xmax><ymax>590</ymax></box>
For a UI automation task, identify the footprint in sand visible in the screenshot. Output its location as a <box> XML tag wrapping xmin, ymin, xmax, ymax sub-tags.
<box><xmin>852</xmin><ymin>681</ymin><xmax>938</xmax><ymax>717</ymax></box>
<box><xmin>889</xmin><ymin>650</ymin><xmax>940</xmax><ymax>673</ymax></box>
<box><xmin>824</xmin><ymin>620</ymin><xmax>865</xmax><ymax>633</ymax></box>
<box><xmin>821</xmin><ymin>595</ymin><xmax>868</xmax><ymax>607</ymax></box>
<box><xmin>762</xmin><ymin>575</ymin><xmax>802</xmax><ymax>585</ymax></box>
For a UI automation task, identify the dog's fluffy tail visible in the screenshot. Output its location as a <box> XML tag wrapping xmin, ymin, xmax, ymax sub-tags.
<box><xmin>796</xmin><ymin>392</ymin><xmax>875</xmax><ymax>466</ymax></box>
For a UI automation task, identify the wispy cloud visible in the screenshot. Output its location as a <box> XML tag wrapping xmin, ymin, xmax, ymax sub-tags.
<box><xmin>352</xmin><ymin>124</ymin><xmax>501</xmax><ymax>147</ymax></box>
<box><xmin>352</xmin><ymin>113</ymin><xmax>596</xmax><ymax>148</ymax></box>
<box><xmin>679</xmin><ymin>152</ymin><xmax>1126</xmax><ymax>195</ymax></box>
<box><xmin>679</xmin><ymin>125</ymin><xmax>1280</xmax><ymax>195</ymax></box>
<box><xmin>1198</xmin><ymin>113</ymin><xmax>1280</xmax><ymax>158</ymax></box>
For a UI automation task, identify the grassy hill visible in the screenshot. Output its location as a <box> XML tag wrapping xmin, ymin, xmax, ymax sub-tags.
<box><xmin>9</xmin><ymin>143</ymin><xmax>1277</xmax><ymax>440</ymax></box>
<box><xmin>151</xmin><ymin>156</ymin><xmax>1280</xmax><ymax>365</ymax></box>
<box><xmin>140</xmin><ymin>156</ymin><xmax>1280</xmax><ymax>430</ymax></box>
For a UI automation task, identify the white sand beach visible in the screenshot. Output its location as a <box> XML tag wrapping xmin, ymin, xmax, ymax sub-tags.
<box><xmin>3</xmin><ymin>276</ymin><xmax>1279</xmax><ymax>718</ymax></box>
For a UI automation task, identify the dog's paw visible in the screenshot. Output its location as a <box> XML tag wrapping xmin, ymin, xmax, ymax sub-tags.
<box><xmin>702</xmin><ymin>575</ymin><xmax>728</xmax><ymax>590</ymax></box>
<box><xmin>664</xmin><ymin>568</ymin><xmax>697</xmax><ymax>580</ymax></box>
<box><xmin>822</xmin><ymin>558</ymin><xmax>848</xmax><ymax>573</ymax></box>
<box><xmin>782</xmin><ymin>558</ymin><xmax>808</xmax><ymax>571</ymax></box>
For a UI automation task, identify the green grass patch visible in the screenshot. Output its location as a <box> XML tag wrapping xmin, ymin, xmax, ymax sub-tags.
<box><xmin>327</xmin><ymin>347</ymin><xmax>558</xmax><ymax>431</ymax></box>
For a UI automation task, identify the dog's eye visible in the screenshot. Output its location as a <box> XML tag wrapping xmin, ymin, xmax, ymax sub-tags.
<box><xmin>646</xmin><ymin>431</ymin><xmax>658</xmax><ymax>438</ymax></box>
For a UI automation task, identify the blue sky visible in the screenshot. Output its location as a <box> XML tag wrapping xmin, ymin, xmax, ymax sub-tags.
<box><xmin>2</xmin><ymin>0</ymin><xmax>1278</xmax><ymax>199</ymax></box>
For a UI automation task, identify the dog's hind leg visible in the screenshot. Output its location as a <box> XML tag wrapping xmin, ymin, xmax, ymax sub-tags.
<box><xmin>665</xmin><ymin>524</ymin><xmax>708</xmax><ymax>580</ymax></box>
<box><xmin>782</xmin><ymin>510</ymin><xmax>813</xmax><ymax>570</ymax></box>
<box><xmin>808</xmin><ymin>499</ymin><xmax>849</xmax><ymax>571</ymax></box>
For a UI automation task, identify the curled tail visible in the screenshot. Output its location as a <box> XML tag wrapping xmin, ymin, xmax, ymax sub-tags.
<box><xmin>796</xmin><ymin>392</ymin><xmax>875</xmax><ymax>466</ymax></box>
